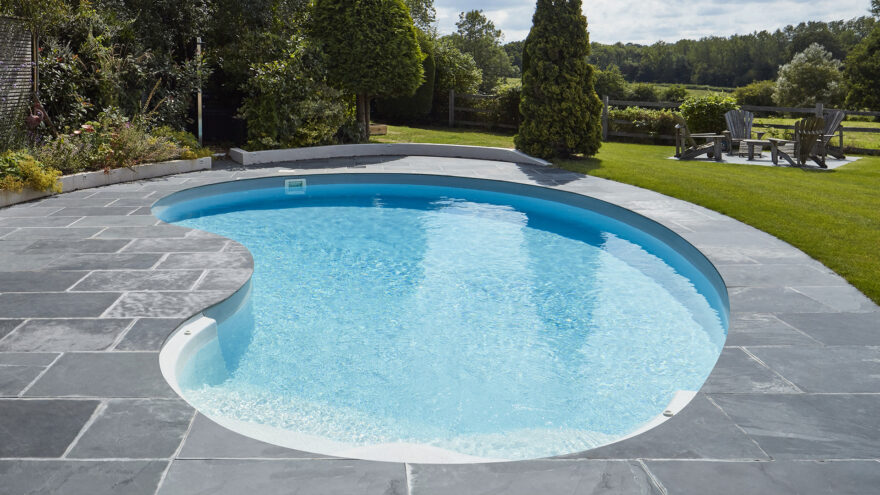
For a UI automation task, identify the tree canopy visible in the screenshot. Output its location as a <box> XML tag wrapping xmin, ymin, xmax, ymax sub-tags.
<box><xmin>845</xmin><ymin>22</ymin><xmax>880</xmax><ymax>109</ymax></box>
<box><xmin>445</xmin><ymin>10</ymin><xmax>517</xmax><ymax>93</ymax></box>
<box><xmin>774</xmin><ymin>43</ymin><xmax>846</xmax><ymax>107</ymax></box>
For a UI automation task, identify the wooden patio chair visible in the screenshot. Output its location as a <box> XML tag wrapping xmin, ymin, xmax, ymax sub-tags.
<box><xmin>768</xmin><ymin>116</ymin><xmax>827</xmax><ymax>168</ymax></box>
<box><xmin>723</xmin><ymin>109</ymin><xmax>762</xmax><ymax>156</ymax></box>
<box><xmin>821</xmin><ymin>109</ymin><xmax>846</xmax><ymax>159</ymax></box>
<box><xmin>674</xmin><ymin>115</ymin><xmax>724</xmax><ymax>162</ymax></box>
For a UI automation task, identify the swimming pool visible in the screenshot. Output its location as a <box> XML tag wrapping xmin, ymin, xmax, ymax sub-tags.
<box><xmin>154</xmin><ymin>174</ymin><xmax>728</xmax><ymax>463</ymax></box>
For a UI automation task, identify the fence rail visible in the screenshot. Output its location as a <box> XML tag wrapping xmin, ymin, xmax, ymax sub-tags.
<box><xmin>447</xmin><ymin>90</ymin><xmax>517</xmax><ymax>130</ymax></box>
<box><xmin>601</xmin><ymin>96</ymin><xmax>880</xmax><ymax>154</ymax></box>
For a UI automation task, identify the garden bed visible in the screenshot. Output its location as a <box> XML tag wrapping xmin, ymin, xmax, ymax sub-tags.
<box><xmin>0</xmin><ymin>156</ymin><xmax>211</xmax><ymax>208</ymax></box>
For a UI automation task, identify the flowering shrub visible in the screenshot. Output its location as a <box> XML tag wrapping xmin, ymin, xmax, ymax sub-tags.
<box><xmin>0</xmin><ymin>151</ymin><xmax>62</xmax><ymax>193</ymax></box>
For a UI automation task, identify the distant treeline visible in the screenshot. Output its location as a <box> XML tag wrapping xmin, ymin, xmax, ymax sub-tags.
<box><xmin>505</xmin><ymin>17</ymin><xmax>877</xmax><ymax>88</ymax></box>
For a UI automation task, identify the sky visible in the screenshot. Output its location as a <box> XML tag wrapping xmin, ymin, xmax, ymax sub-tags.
<box><xmin>434</xmin><ymin>1</ymin><xmax>873</xmax><ymax>44</ymax></box>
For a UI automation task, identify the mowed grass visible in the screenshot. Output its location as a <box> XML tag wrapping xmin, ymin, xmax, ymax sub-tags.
<box><xmin>375</xmin><ymin>124</ymin><xmax>880</xmax><ymax>304</ymax></box>
<box><xmin>755</xmin><ymin>117</ymin><xmax>880</xmax><ymax>150</ymax></box>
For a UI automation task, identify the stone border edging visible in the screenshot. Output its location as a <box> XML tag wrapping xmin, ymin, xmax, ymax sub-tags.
<box><xmin>0</xmin><ymin>157</ymin><xmax>212</xmax><ymax>208</ymax></box>
<box><xmin>228</xmin><ymin>143</ymin><xmax>551</xmax><ymax>167</ymax></box>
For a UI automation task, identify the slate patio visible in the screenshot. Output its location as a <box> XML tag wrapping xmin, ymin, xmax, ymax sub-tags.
<box><xmin>0</xmin><ymin>155</ymin><xmax>878</xmax><ymax>494</ymax></box>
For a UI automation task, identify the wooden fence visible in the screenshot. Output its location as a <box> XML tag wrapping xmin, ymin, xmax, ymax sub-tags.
<box><xmin>0</xmin><ymin>16</ymin><xmax>36</xmax><ymax>144</ymax></box>
<box><xmin>601</xmin><ymin>97</ymin><xmax>880</xmax><ymax>155</ymax></box>
<box><xmin>447</xmin><ymin>90</ymin><xmax>517</xmax><ymax>130</ymax></box>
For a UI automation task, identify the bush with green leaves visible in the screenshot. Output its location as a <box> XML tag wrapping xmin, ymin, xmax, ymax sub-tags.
<box><xmin>626</xmin><ymin>83</ymin><xmax>660</xmax><ymax>102</ymax></box>
<box><xmin>376</xmin><ymin>33</ymin><xmax>436</xmax><ymax>122</ymax></box>
<box><xmin>679</xmin><ymin>94</ymin><xmax>738</xmax><ymax>133</ymax></box>
<box><xmin>734</xmin><ymin>80</ymin><xmax>777</xmax><ymax>107</ymax></box>
<box><xmin>432</xmin><ymin>39</ymin><xmax>482</xmax><ymax>116</ymax></box>
<box><xmin>486</xmin><ymin>84</ymin><xmax>522</xmax><ymax>129</ymax></box>
<box><xmin>593</xmin><ymin>65</ymin><xmax>628</xmax><ymax>99</ymax></box>
<box><xmin>311</xmin><ymin>0</ymin><xmax>424</xmax><ymax>140</ymax></box>
<box><xmin>0</xmin><ymin>151</ymin><xmax>62</xmax><ymax>193</ymax></box>
<box><xmin>844</xmin><ymin>24</ymin><xmax>880</xmax><ymax>110</ymax></box>
<box><xmin>239</xmin><ymin>37</ymin><xmax>351</xmax><ymax>150</ymax></box>
<box><xmin>662</xmin><ymin>85</ymin><xmax>688</xmax><ymax>102</ymax></box>
<box><xmin>774</xmin><ymin>43</ymin><xmax>846</xmax><ymax>107</ymax></box>
<box><xmin>446</xmin><ymin>10</ymin><xmax>517</xmax><ymax>93</ymax></box>
<box><xmin>608</xmin><ymin>107</ymin><xmax>679</xmax><ymax>143</ymax></box>
<box><xmin>516</xmin><ymin>0</ymin><xmax>602</xmax><ymax>158</ymax></box>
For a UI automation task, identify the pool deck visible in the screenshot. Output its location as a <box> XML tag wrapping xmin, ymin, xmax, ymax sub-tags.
<box><xmin>0</xmin><ymin>155</ymin><xmax>878</xmax><ymax>494</ymax></box>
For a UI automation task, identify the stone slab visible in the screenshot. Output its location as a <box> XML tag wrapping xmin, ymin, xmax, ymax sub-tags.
<box><xmin>775</xmin><ymin>312</ymin><xmax>880</xmax><ymax>345</ymax></box>
<box><xmin>0</xmin><ymin>460</ymin><xmax>167</xmax><ymax>495</ymax></box>
<box><xmin>25</xmin><ymin>352</ymin><xmax>176</xmax><ymax>398</ymax></box>
<box><xmin>0</xmin><ymin>319</ymin><xmax>132</xmax><ymax>352</ymax></box>
<box><xmin>0</xmin><ymin>292</ymin><xmax>122</xmax><ymax>318</ymax></box>
<box><xmin>71</xmin><ymin>270</ymin><xmax>203</xmax><ymax>292</ymax></box>
<box><xmin>748</xmin><ymin>346</ymin><xmax>880</xmax><ymax>393</ymax></box>
<box><xmin>701</xmin><ymin>348</ymin><xmax>800</xmax><ymax>394</ymax></box>
<box><xmin>114</xmin><ymin>318</ymin><xmax>183</xmax><ymax>351</ymax></box>
<box><xmin>0</xmin><ymin>399</ymin><xmax>99</xmax><ymax>456</ymax></box>
<box><xmin>178</xmin><ymin>414</ymin><xmax>320</xmax><ymax>459</ymax></box>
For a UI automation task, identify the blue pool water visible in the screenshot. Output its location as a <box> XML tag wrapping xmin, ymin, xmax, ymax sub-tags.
<box><xmin>157</xmin><ymin>175</ymin><xmax>727</xmax><ymax>461</ymax></box>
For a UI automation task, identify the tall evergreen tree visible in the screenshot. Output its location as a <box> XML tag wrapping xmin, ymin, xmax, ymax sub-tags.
<box><xmin>311</xmin><ymin>0</ymin><xmax>424</xmax><ymax>140</ymax></box>
<box><xmin>845</xmin><ymin>23</ymin><xmax>880</xmax><ymax>109</ymax></box>
<box><xmin>515</xmin><ymin>0</ymin><xmax>602</xmax><ymax>159</ymax></box>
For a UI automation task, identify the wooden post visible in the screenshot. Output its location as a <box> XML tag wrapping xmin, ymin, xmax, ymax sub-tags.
<box><xmin>196</xmin><ymin>37</ymin><xmax>203</xmax><ymax>147</ymax></box>
<box><xmin>32</xmin><ymin>32</ymin><xmax>38</xmax><ymax>98</ymax></box>
<box><xmin>602</xmin><ymin>96</ymin><xmax>609</xmax><ymax>141</ymax></box>
<box><xmin>448</xmin><ymin>89</ymin><xmax>455</xmax><ymax>127</ymax></box>
<box><xmin>816</xmin><ymin>102</ymin><xmax>824</xmax><ymax>118</ymax></box>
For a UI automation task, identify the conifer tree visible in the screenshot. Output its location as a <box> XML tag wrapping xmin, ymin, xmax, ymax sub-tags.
<box><xmin>311</xmin><ymin>0</ymin><xmax>424</xmax><ymax>140</ymax></box>
<box><xmin>515</xmin><ymin>0</ymin><xmax>602</xmax><ymax>158</ymax></box>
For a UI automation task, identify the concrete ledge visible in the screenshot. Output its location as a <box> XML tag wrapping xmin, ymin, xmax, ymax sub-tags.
<box><xmin>0</xmin><ymin>157</ymin><xmax>212</xmax><ymax>208</ymax></box>
<box><xmin>228</xmin><ymin>144</ymin><xmax>551</xmax><ymax>167</ymax></box>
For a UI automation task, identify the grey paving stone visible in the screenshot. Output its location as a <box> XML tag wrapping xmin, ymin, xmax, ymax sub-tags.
<box><xmin>28</xmin><ymin>198</ymin><xmax>118</xmax><ymax>208</ymax></box>
<box><xmin>0</xmin><ymin>226</ymin><xmax>16</xmax><ymax>238</ymax></box>
<box><xmin>0</xmin><ymin>271</ymin><xmax>86</xmax><ymax>292</ymax></box>
<box><xmin>717</xmin><ymin>264</ymin><xmax>848</xmax><ymax>288</ymax></box>
<box><xmin>0</xmin><ymin>292</ymin><xmax>121</xmax><ymax>318</ymax></box>
<box><xmin>791</xmin><ymin>285</ymin><xmax>878</xmax><ymax>313</ymax></box>
<box><xmin>2</xmin><ymin>227</ymin><xmax>104</xmax><ymax>240</ymax></box>
<box><xmin>96</xmin><ymin>225</ymin><xmax>191</xmax><ymax>239</ymax></box>
<box><xmin>409</xmin><ymin>460</ymin><xmax>659</xmax><ymax>495</ymax></box>
<box><xmin>47</xmin><ymin>253</ymin><xmax>163</xmax><ymax>270</ymax></box>
<box><xmin>646</xmin><ymin>460</ymin><xmax>880</xmax><ymax>495</ymax></box>
<box><xmin>156</xmin><ymin>252</ymin><xmax>253</xmax><ymax>270</ymax></box>
<box><xmin>129</xmin><ymin>207</ymin><xmax>155</xmax><ymax>215</ymax></box>
<box><xmin>25</xmin><ymin>352</ymin><xmax>176</xmax><ymax>398</ymax></box>
<box><xmin>103</xmin><ymin>291</ymin><xmax>231</xmax><ymax>318</ymax></box>
<box><xmin>0</xmin><ymin>253</ymin><xmax>61</xmax><ymax>270</ymax></box>
<box><xmin>775</xmin><ymin>312</ymin><xmax>880</xmax><ymax>345</ymax></box>
<box><xmin>72</xmin><ymin>215</ymin><xmax>161</xmax><ymax>227</ymax></box>
<box><xmin>0</xmin><ymin>319</ymin><xmax>132</xmax><ymax>352</ymax></box>
<box><xmin>561</xmin><ymin>395</ymin><xmax>769</xmax><ymax>460</ymax></box>
<box><xmin>0</xmin><ymin>460</ymin><xmax>167</xmax><ymax>495</ymax></box>
<box><xmin>194</xmin><ymin>269</ymin><xmax>251</xmax><ymax>291</ymax></box>
<box><xmin>115</xmin><ymin>318</ymin><xmax>182</xmax><ymax>351</ymax></box>
<box><xmin>0</xmin><ymin>239</ymin><xmax>35</xmax><ymax>252</ymax></box>
<box><xmin>710</xmin><ymin>394</ymin><xmax>880</xmax><ymax>459</ymax></box>
<box><xmin>49</xmin><ymin>206</ymin><xmax>139</xmax><ymax>217</ymax></box>
<box><xmin>0</xmin><ymin>399</ymin><xmax>99</xmax><ymax>456</ymax></box>
<box><xmin>727</xmin><ymin>287</ymin><xmax>837</xmax><ymax>313</ymax></box>
<box><xmin>748</xmin><ymin>346</ymin><xmax>880</xmax><ymax>393</ymax></box>
<box><xmin>725</xmin><ymin>313</ymin><xmax>820</xmax><ymax>346</ymax></box>
<box><xmin>0</xmin><ymin>352</ymin><xmax>59</xmax><ymax>366</ymax></box>
<box><xmin>120</xmin><ymin>237</ymin><xmax>228</xmax><ymax>253</ymax></box>
<box><xmin>157</xmin><ymin>459</ymin><xmax>406</xmax><ymax>495</ymax></box>
<box><xmin>0</xmin><ymin>318</ymin><xmax>24</xmax><ymax>339</ymax></box>
<box><xmin>0</xmin><ymin>364</ymin><xmax>45</xmax><ymax>396</ymax></box>
<box><xmin>110</xmin><ymin>197</ymin><xmax>160</xmax><ymax>207</ymax></box>
<box><xmin>0</xmin><ymin>216</ymin><xmax>82</xmax><ymax>227</ymax></box>
<box><xmin>178</xmin><ymin>414</ymin><xmax>320</xmax><ymax>459</ymax></box>
<box><xmin>0</xmin><ymin>206</ymin><xmax>63</xmax><ymax>217</ymax></box>
<box><xmin>84</xmin><ymin>191</ymin><xmax>154</xmax><ymax>199</ymax></box>
<box><xmin>71</xmin><ymin>270</ymin><xmax>203</xmax><ymax>291</ymax></box>
<box><xmin>22</xmin><ymin>238</ymin><xmax>130</xmax><ymax>254</ymax></box>
<box><xmin>701</xmin><ymin>348</ymin><xmax>800</xmax><ymax>394</ymax></box>
<box><xmin>68</xmin><ymin>399</ymin><xmax>194</xmax><ymax>459</ymax></box>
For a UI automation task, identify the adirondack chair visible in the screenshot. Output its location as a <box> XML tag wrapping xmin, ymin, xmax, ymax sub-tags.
<box><xmin>768</xmin><ymin>116</ymin><xmax>827</xmax><ymax>168</ymax></box>
<box><xmin>722</xmin><ymin>109</ymin><xmax>762</xmax><ymax>156</ymax></box>
<box><xmin>821</xmin><ymin>109</ymin><xmax>846</xmax><ymax>159</ymax></box>
<box><xmin>674</xmin><ymin>115</ymin><xmax>724</xmax><ymax>161</ymax></box>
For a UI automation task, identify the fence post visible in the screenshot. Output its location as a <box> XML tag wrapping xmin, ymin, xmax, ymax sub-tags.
<box><xmin>816</xmin><ymin>102</ymin><xmax>824</xmax><ymax>118</ymax></box>
<box><xmin>602</xmin><ymin>96</ymin><xmax>609</xmax><ymax>141</ymax></box>
<box><xmin>448</xmin><ymin>89</ymin><xmax>455</xmax><ymax>127</ymax></box>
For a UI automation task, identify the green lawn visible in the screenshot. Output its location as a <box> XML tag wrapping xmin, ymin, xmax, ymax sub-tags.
<box><xmin>374</xmin><ymin>125</ymin><xmax>880</xmax><ymax>304</ymax></box>
<box><xmin>754</xmin><ymin>117</ymin><xmax>880</xmax><ymax>150</ymax></box>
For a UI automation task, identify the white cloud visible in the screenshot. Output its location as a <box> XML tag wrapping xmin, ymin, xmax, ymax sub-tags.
<box><xmin>434</xmin><ymin>0</ymin><xmax>872</xmax><ymax>44</ymax></box>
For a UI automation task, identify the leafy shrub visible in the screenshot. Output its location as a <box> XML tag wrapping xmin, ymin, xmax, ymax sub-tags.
<box><xmin>432</xmin><ymin>38</ymin><xmax>482</xmax><ymax>118</ymax></box>
<box><xmin>485</xmin><ymin>84</ymin><xmax>522</xmax><ymax>129</ymax></box>
<box><xmin>774</xmin><ymin>43</ymin><xmax>846</xmax><ymax>107</ymax></box>
<box><xmin>608</xmin><ymin>107</ymin><xmax>680</xmax><ymax>143</ymax></box>
<box><xmin>375</xmin><ymin>34</ymin><xmax>436</xmax><ymax>122</ymax></box>
<box><xmin>33</xmin><ymin>109</ymin><xmax>186</xmax><ymax>174</ymax></box>
<box><xmin>734</xmin><ymin>80</ymin><xmax>776</xmax><ymax>107</ymax></box>
<box><xmin>593</xmin><ymin>65</ymin><xmax>628</xmax><ymax>99</ymax></box>
<box><xmin>662</xmin><ymin>85</ymin><xmax>688</xmax><ymax>102</ymax></box>
<box><xmin>151</xmin><ymin>127</ymin><xmax>213</xmax><ymax>158</ymax></box>
<box><xmin>680</xmin><ymin>94</ymin><xmax>738</xmax><ymax>133</ymax></box>
<box><xmin>239</xmin><ymin>36</ymin><xmax>351</xmax><ymax>150</ymax></box>
<box><xmin>0</xmin><ymin>151</ymin><xmax>62</xmax><ymax>193</ymax></box>
<box><xmin>844</xmin><ymin>24</ymin><xmax>880</xmax><ymax>111</ymax></box>
<box><xmin>626</xmin><ymin>83</ymin><xmax>660</xmax><ymax>102</ymax></box>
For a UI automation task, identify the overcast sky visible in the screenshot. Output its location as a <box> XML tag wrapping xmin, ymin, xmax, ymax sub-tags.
<box><xmin>434</xmin><ymin>1</ymin><xmax>873</xmax><ymax>44</ymax></box>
